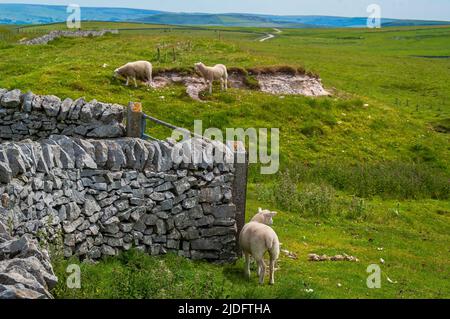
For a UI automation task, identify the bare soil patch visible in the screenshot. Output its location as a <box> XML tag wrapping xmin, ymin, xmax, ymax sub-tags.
<box><xmin>151</xmin><ymin>66</ymin><xmax>329</xmax><ymax>101</ymax></box>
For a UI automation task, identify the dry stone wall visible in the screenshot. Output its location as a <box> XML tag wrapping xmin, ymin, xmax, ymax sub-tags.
<box><xmin>0</xmin><ymin>88</ymin><xmax>125</xmax><ymax>141</ymax></box>
<box><xmin>19</xmin><ymin>29</ymin><xmax>119</xmax><ymax>46</ymax></box>
<box><xmin>0</xmin><ymin>135</ymin><xmax>238</xmax><ymax>263</ymax></box>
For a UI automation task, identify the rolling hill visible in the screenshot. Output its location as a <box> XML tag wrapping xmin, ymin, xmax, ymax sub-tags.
<box><xmin>0</xmin><ymin>3</ymin><xmax>162</xmax><ymax>25</ymax></box>
<box><xmin>0</xmin><ymin>3</ymin><xmax>449</xmax><ymax>28</ymax></box>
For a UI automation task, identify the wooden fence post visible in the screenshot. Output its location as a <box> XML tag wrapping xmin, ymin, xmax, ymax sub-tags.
<box><xmin>232</xmin><ymin>141</ymin><xmax>248</xmax><ymax>256</ymax></box>
<box><xmin>127</xmin><ymin>102</ymin><xmax>143</xmax><ymax>138</ymax></box>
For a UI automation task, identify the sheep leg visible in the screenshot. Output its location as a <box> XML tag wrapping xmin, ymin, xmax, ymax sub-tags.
<box><xmin>244</xmin><ymin>252</ymin><xmax>251</xmax><ymax>279</ymax></box>
<box><xmin>220</xmin><ymin>78</ymin><xmax>224</xmax><ymax>91</ymax></box>
<box><xmin>133</xmin><ymin>77</ymin><xmax>138</xmax><ymax>88</ymax></box>
<box><xmin>209</xmin><ymin>81</ymin><xmax>213</xmax><ymax>94</ymax></box>
<box><xmin>125</xmin><ymin>77</ymin><xmax>129</xmax><ymax>86</ymax></box>
<box><xmin>257</xmin><ymin>259</ymin><xmax>266</xmax><ymax>285</ymax></box>
<box><xmin>269</xmin><ymin>258</ymin><xmax>276</xmax><ymax>285</ymax></box>
<box><xmin>145</xmin><ymin>77</ymin><xmax>152</xmax><ymax>87</ymax></box>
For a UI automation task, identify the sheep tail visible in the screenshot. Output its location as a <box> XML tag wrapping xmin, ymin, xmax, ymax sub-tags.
<box><xmin>265</xmin><ymin>236</ymin><xmax>274</xmax><ymax>250</ymax></box>
<box><xmin>266</xmin><ymin>235</ymin><xmax>280</xmax><ymax>260</ymax></box>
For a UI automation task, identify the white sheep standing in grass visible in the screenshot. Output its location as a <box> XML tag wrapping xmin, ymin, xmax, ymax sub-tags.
<box><xmin>194</xmin><ymin>62</ymin><xmax>228</xmax><ymax>94</ymax></box>
<box><xmin>114</xmin><ymin>61</ymin><xmax>152</xmax><ymax>87</ymax></box>
<box><xmin>239</xmin><ymin>208</ymin><xmax>280</xmax><ymax>285</ymax></box>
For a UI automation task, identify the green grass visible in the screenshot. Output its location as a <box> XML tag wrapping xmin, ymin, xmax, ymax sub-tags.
<box><xmin>1</xmin><ymin>21</ymin><xmax>449</xmax><ymax>298</ymax></box>
<box><xmin>52</xmin><ymin>248</ymin><xmax>314</xmax><ymax>299</ymax></box>
<box><xmin>52</xmin><ymin>197</ymin><xmax>450</xmax><ymax>299</ymax></box>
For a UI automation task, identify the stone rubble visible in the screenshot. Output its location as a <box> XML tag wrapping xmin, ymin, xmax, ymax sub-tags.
<box><xmin>308</xmin><ymin>253</ymin><xmax>359</xmax><ymax>262</ymax></box>
<box><xmin>0</xmin><ymin>219</ymin><xmax>57</xmax><ymax>299</ymax></box>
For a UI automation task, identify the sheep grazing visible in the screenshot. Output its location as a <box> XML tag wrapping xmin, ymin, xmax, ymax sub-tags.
<box><xmin>239</xmin><ymin>208</ymin><xmax>280</xmax><ymax>285</ymax></box>
<box><xmin>114</xmin><ymin>61</ymin><xmax>152</xmax><ymax>87</ymax></box>
<box><xmin>194</xmin><ymin>62</ymin><xmax>228</xmax><ymax>94</ymax></box>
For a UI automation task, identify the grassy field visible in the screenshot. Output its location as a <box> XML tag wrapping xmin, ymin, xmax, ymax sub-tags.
<box><xmin>1</xmin><ymin>22</ymin><xmax>449</xmax><ymax>299</ymax></box>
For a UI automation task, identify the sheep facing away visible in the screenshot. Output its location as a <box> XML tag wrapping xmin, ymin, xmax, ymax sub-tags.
<box><xmin>114</xmin><ymin>61</ymin><xmax>153</xmax><ymax>87</ymax></box>
<box><xmin>239</xmin><ymin>208</ymin><xmax>280</xmax><ymax>285</ymax></box>
<box><xmin>194</xmin><ymin>62</ymin><xmax>228</xmax><ymax>94</ymax></box>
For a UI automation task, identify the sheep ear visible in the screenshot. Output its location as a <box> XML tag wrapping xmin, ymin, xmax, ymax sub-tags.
<box><xmin>258</xmin><ymin>207</ymin><xmax>262</xmax><ymax>213</ymax></box>
<box><xmin>265</xmin><ymin>211</ymin><xmax>277</xmax><ymax>218</ymax></box>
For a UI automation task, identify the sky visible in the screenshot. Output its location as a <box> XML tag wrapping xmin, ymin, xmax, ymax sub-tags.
<box><xmin>1</xmin><ymin>0</ymin><xmax>450</xmax><ymax>21</ymax></box>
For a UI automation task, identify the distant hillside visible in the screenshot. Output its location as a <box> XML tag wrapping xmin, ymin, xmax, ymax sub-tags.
<box><xmin>236</xmin><ymin>15</ymin><xmax>450</xmax><ymax>28</ymax></box>
<box><xmin>0</xmin><ymin>3</ymin><xmax>162</xmax><ymax>25</ymax></box>
<box><xmin>132</xmin><ymin>13</ymin><xmax>315</xmax><ymax>28</ymax></box>
<box><xmin>0</xmin><ymin>3</ymin><xmax>449</xmax><ymax>28</ymax></box>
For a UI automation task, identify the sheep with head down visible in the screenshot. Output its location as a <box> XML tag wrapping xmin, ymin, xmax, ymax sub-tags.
<box><xmin>194</xmin><ymin>62</ymin><xmax>228</xmax><ymax>94</ymax></box>
<box><xmin>114</xmin><ymin>61</ymin><xmax>153</xmax><ymax>88</ymax></box>
<box><xmin>239</xmin><ymin>208</ymin><xmax>280</xmax><ymax>285</ymax></box>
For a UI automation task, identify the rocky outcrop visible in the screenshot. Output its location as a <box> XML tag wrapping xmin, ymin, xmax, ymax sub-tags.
<box><xmin>0</xmin><ymin>135</ymin><xmax>238</xmax><ymax>263</ymax></box>
<box><xmin>0</xmin><ymin>88</ymin><xmax>125</xmax><ymax>142</ymax></box>
<box><xmin>0</xmin><ymin>220</ymin><xmax>57</xmax><ymax>299</ymax></box>
<box><xmin>19</xmin><ymin>29</ymin><xmax>119</xmax><ymax>46</ymax></box>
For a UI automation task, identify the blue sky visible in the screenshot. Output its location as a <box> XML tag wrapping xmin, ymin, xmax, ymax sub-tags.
<box><xmin>2</xmin><ymin>0</ymin><xmax>450</xmax><ymax>21</ymax></box>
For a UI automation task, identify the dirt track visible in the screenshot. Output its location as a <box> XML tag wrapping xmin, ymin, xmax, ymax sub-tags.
<box><xmin>259</xmin><ymin>28</ymin><xmax>282</xmax><ymax>42</ymax></box>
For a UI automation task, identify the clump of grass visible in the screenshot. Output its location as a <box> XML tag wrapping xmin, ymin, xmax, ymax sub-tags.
<box><xmin>287</xmin><ymin>161</ymin><xmax>450</xmax><ymax>200</ymax></box>
<box><xmin>336</xmin><ymin>98</ymin><xmax>365</xmax><ymax>110</ymax></box>
<box><xmin>306</xmin><ymin>71</ymin><xmax>320</xmax><ymax>79</ymax></box>
<box><xmin>300</xmin><ymin>121</ymin><xmax>325</xmax><ymax>137</ymax></box>
<box><xmin>297</xmin><ymin>183</ymin><xmax>336</xmax><ymax>217</ymax></box>
<box><xmin>153</xmin><ymin>66</ymin><xmax>195</xmax><ymax>76</ymax></box>
<box><xmin>271</xmin><ymin>65</ymin><xmax>298</xmax><ymax>75</ymax></box>
<box><xmin>258</xmin><ymin>171</ymin><xmax>335</xmax><ymax>217</ymax></box>
<box><xmin>341</xmin><ymin>196</ymin><xmax>371</xmax><ymax>220</ymax></box>
<box><xmin>410</xmin><ymin>143</ymin><xmax>437</xmax><ymax>163</ymax></box>
<box><xmin>70</xmin><ymin>80</ymin><xmax>87</xmax><ymax>91</ymax></box>
<box><xmin>247</xmin><ymin>65</ymin><xmax>299</xmax><ymax>76</ymax></box>
<box><xmin>243</xmin><ymin>74</ymin><xmax>260</xmax><ymax>90</ymax></box>
<box><xmin>431</xmin><ymin>118</ymin><xmax>450</xmax><ymax>133</ymax></box>
<box><xmin>227</xmin><ymin>66</ymin><xmax>248</xmax><ymax>76</ymax></box>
